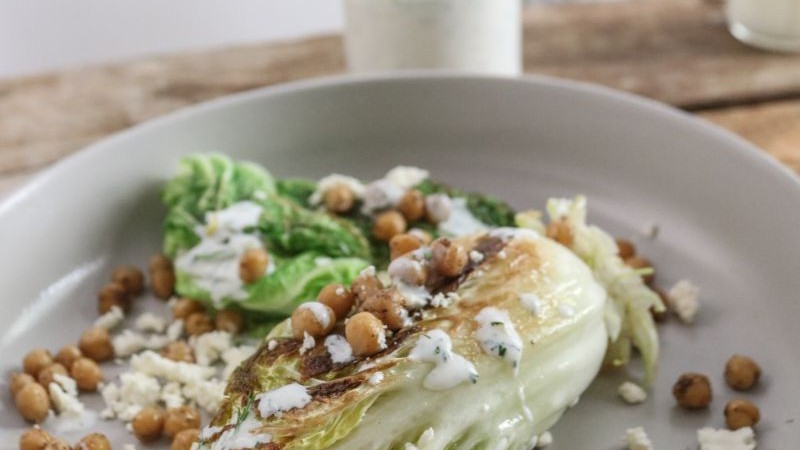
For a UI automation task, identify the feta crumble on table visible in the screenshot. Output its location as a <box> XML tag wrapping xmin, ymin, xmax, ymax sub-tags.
<box><xmin>697</xmin><ymin>427</ymin><xmax>756</xmax><ymax>450</ymax></box>
<box><xmin>668</xmin><ymin>279</ymin><xmax>700</xmax><ymax>324</ymax></box>
<box><xmin>94</xmin><ymin>305</ymin><xmax>125</xmax><ymax>330</ymax></box>
<box><xmin>191</xmin><ymin>330</ymin><xmax>233</xmax><ymax>366</ymax></box>
<box><xmin>618</xmin><ymin>381</ymin><xmax>648</xmax><ymax>404</ymax></box>
<box><xmin>626</xmin><ymin>427</ymin><xmax>654</xmax><ymax>450</ymax></box>
<box><xmin>112</xmin><ymin>330</ymin><xmax>170</xmax><ymax>358</ymax></box>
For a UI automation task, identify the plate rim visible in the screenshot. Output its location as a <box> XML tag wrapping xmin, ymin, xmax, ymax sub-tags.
<box><xmin>2</xmin><ymin>71</ymin><xmax>799</xmax><ymax>218</ymax></box>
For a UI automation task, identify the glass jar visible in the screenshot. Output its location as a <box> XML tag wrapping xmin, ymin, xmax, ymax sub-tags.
<box><xmin>728</xmin><ymin>0</ymin><xmax>800</xmax><ymax>52</ymax></box>
<box><xmin>344</xmin><ymin>0</ymin><xmax>522</xmax><ymax>75</ymax></box>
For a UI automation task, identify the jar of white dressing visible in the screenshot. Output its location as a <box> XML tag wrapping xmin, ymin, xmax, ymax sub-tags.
<box><xmin>344</xmin><ymin>0</ymin><xmax>522</xmax><ymax>75</ymax></box>
<box><xmin>728</xmin><ymin>0</ymin><xmax>800</xmax><ymax>52</ymax></box>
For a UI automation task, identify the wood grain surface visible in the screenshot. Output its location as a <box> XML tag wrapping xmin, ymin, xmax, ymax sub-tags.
<box><xmin>1</xmin><ymin>0</ymin><xmax>799</xmax><ymax>198</ymax></box>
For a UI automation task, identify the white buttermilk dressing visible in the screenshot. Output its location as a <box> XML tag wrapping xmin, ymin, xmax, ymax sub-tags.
<box><xmin>324</xmin><ymin>334</ymin><xmax>354</xmax><ymax>364</ymax></box>
<box><xmin>489</xmin><ymin>227</ymin><xmax>542</xmax><ymax>242</ymax></box>
<box><xmin>257</xmin><ymin>383</ymin><xmax>312</xmax><ymax>419</ymax></box>
<box><xmin>205</xmin><ymin>408</ymin><xmax>272</xmax><ymax>450</ymax></box>
<box><xmin>175</xmin><ymin>201</ymin><xmax>267</xmax><ymax>306</ymax></box>
<box><xmin>388</xmin><ymin>255</ymin><xmax>432</xmax><ymax>309</ymax></box>
<box><xmin>519</xmin><ymin>293</ymin><xmax>542</xmax><ymax>316</ymax></box>
<box><xmin>309</xmin><ymin>174</ymin><xmax>366</xmax><ymax>205</ymax></box>
<box><xmin>475</xmin><ymin>307</ymin><xmax>524</xmax><ymax>373</ymax></box>
<box><xmin>297</xmin><ymin>302</ymin><xmax>333</xmax><ymax>328</ymax></box>
<box><xmin>438</xmin><ymin>197</ymin><xmax>488</xmax><ymax>237</ymax></box>
<box><xmin>362</xmin><ymin>179</ymin><xmax>405</xmax><ymax>214</ymax></box>
<box><xmin>408</xmin><ymin>329</ymin><xmax>478</xmax><ymax>390</ymax></box>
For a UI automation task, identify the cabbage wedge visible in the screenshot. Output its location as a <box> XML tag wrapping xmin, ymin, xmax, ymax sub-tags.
<box><xmin>200</xmin><ymin>230</ymin><xmax>608</xmax><ymax>450</ymax></box>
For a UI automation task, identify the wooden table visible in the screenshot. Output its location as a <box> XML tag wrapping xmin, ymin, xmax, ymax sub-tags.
<box><xmin>2</xmin><ymin>0</ymin><xmax>799</xmax><ymax>198</ymax></box>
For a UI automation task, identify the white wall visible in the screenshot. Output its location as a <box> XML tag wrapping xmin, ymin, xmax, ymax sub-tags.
<box><xmin>0</xmin><ymin>0</ymin><xmax>344</xmax><ymax>78</ymax></box>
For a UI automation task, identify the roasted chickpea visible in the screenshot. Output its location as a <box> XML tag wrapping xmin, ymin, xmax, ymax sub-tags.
<box><xmin>672</xmin><ymin>372</ymin><xmax>712</xmax><ymax>409</ymax></box>
<box><xmin>725</xmin><ymin>399</ymin><xmax>761</xmax><ymax>430</ymax></box>
<box><xmin>161</xmin><ymin>341</ymin><xmax>195</xmax><ymax>363</ymax></box>
<box><xmin>132</xmin><ymin>406</ymin><xmax>165</xmax><ymax>442</ymax></box>
<box><xmin>98</xmin><ymin>281</ymin><xmax>131</xmax><ymax>314</ymax></box>
<box><xmin>725</xmin><ymin>355</ymin><xmax>761</xmax><ymax>391</ymax></box>
<box><xmin>372</xmin><ymin>210</ymin><xmax>407</xmax><ymax>242</ymax></box>
<box><xmin>19</xmin><ymin>427</ymin><xmax>51</xmax><ymax>450</ymax></box>
<box><xmin>15</xmin><ymin>383</ymin><xmax>50</xmax><ymax>423</ymax></box>
<box><xmin>351</xmin><ymin>272</ymin><xmax>383</xmax><ymax>303</ymax></box>
<box><xmin>546</xmin><ymin>219</ymin><xmax>574</xmax><ymax>247</ymax></box>
<box><xmin>408</xmin><ymin>228</ymin><xmax>433</xmax><ymax>245</ymax></box>
<box><xmin>215</xmin><ymin>309</ymin><xmax>245</xmax><ymax>334</ymax></box>
<box><xmin>10</xmin><ymin>373</ymin><xmax>36</xmax><ymax>397</ymax></box>
<box><xmin>317</xmin><ymin>283</ymin><xmax>355</xmax><ymax>320</ymax></box>
<box><xmin>78</xmin><ymin>326</ymin><xmax>114</xmax><ymax>362</ymax></box>
<box><xmin>345</xmin><ymin>312</ymin><xmax>386</xmax><ymax>356</ymax></box>
<box><xmin>23</xmin><ymin>349</ymin><xmax>53</xmax><ymax>377</ymax></box>
<box><xmin>76</xmin><ymin>433</ymin><xmax>112</xmax><ymax>450</ymax></box>
<box><xmin>53</xmin><ymin>345</ymin><xmax>82</xmax><ymax>371</ymax></box>
<box><xmin>389</xmin><ymin>233</ymin><xmax>423</xmax><ymax>260</ymax></box>
<box><xmin>624</xmin><ymin>256</ymin><xmax>655</xmax><ymax>285</ymax></box>
<box><xmin>171</xmin><ymin>298</ymin><xmax>205</xmax><ymax>320</ymax></box>
<box><xmin>431</xmin><ymin>238</ymin><xmax>468</xmax><ymax>277</ymax></box>
<box><xmin>151</xmin><ymin>269</ymin><xmax>176</xmax><ymax>300</ymax></box>
<box><xmin>70</xmin><ymin>357</ymin><xmax>103</xmax><ymax>391</ymax></box>
<box><xmin>42</xmin><ymin>439</ymin><xmax>70</xmax><ymax>450</ymax></box>
<box><xmin>291</xmin><ymin>303</ymin><xmax>335</xmax><ymax>339</ymax></box>
<box><xmin>424</xmin><ymin>194</ymin><xmax>452</xmax><ymax>224</ymax></box>
<box><xmin>36</xmin><ymin>363</ymin><xmax>67</xmax><ymax>388</ymax></box>
<box><xmin>149</xmin><ymin>254</ymin><xmax>172</xmax><ymax>272</ymax></box>
<box><xmin>163</xmin><ymin>406</ymin><xmax>201</xmax><ymax>438</ymax></box>
<box><xmin>149</xmin><ymin>255</ymin><xmax>175</xmax><ymax>300</ymax></box>
<box><xmin>616</xmin><ymin>238</ymin><xmax>636</xmax><ymax>259</ymax></box>
<box><xmin>112</xmin><ymin>266</ymin><xmax>145</xmax><ymax>295</ymax></box>
<box><xmin>397</xmin><ymin>189</ymin><xmax>426</xmax><ymax>222</ymax></box>
<box><xmin>360</xmin><ymin>289</ymin><xmax>408</xmax><ymax>331</ymax></box>
<box><xmin>324</xmin><ymin>185</ymin><xmax>355</xmax><ymax>213</ymax></box>
<box><xmin>172</xmin><ymin>428</ymin><xmax>200</xmax><ymax>450</ymax></box>
<box><xmin>239</xmin><ymin>248</ymin><xmax>270</xmax><ymax>284</ymax></box>
<box><xmin>387</xmin><ymin>256</ymin><xmax>427</xmax><ymax>286</ymax></box>
<box><xmin>185</xmin><ymin>312</ymin><xmax>214</xmax><ymax>336</ymax></box>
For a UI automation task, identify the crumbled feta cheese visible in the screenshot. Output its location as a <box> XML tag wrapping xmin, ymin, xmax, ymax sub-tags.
<box><xmin>626</xmin><ymin>427</ymin><xmax>654</xmax><ymax>450</ymax></box>
<box><xmin>430</xmin><ymin>292</ymin><xmax>459</xmax><ymax>309</ymax></box>
<box><xmin>94</xmin><ymin>306</ymin><xmax>125</xmax><ymax>330</ymax></box>
<box><xmin>100</xmin><ymin>372</ymin><xmax>161</xmax><ymax>421</ymax></box>
<box><xmin>697</xmin><ymin>427</ymin><xmax>756</xmax><ymax>450</ymax></box>
<box><xmin>359</xmin><ymin>265</ymin><xmax>376</xmax><ymax>277</ymax></box>
<box><xmin>367</xmin><ymin>371</ymin><xmax>384</xmax><ymax>385</ymax></box>
<box><xmin>49</xmin><ymin>380</ymin><xmax>84</xmax><ymax>418</ymax></box>
<box><xmin>267</xmin><ymin>339</ymin><xmax>278</xmax><ymax>351</ymax></box>
<box><xmin>384</xmin><ymin>166</ymin><xmax>429</xmax><ymax>190</ymax></box>
<box><xmin>299</xmin><ymin>332</ymin><xmax>316</xmax><ymax>355</ymax></box>
<box><xmin>618</xmin><ymin>381</ymin><xmax>647</xmax><ymax>404</ymax></box>
<box><xmin>166</xmin><ymin>320</ymin><xmax>184</xmax><ymax>341</ymax></box>
<box><xmin>183</xmin><ymin>378</ymin><xmax>226</xmax><ymax>413</ymax></box>
<box><xmin>324</xmin><ymin>334</ymin><xmax>353</xmax><ymax>364</ymax></box>
<box><xmin>469</xmin><ymin>250</ymin><xmax>485</xmax><ymax>263</ymax></box>
<box><xmin>309</xmin><ymin>174</ymin><xmax>366</xmax><ymax>205</ymax></box>
<box><xmin>497</xmin><ymin>250</ymin><xmax>507</xmax><ymax>260</ymax></box>
<box><xmin>296</xmin><ymin>303</ymin><xmax>333</xmax><ymax>329</ymax></box>
<box><xmin>135</xmin><ymin>312</ymin><xmax>167</xmax><ymax>334</ymax></box>
<box><xmin>112</xmin><ymin>330</ymin><xmax>169</xmax><ymax>358</ymax></box>
<box><xmin>668</xmin><ymin>279</ymin><xmax>700</xmax><ymax>324</ymax></box>
<box><xmin>191</xmin><ymin>330</ymin><xmax>233</xmax><ymax>366</ymax></box>
<box><xmin>130</xmin><ymin>350</ymin><xmax>216</xmax><ymax>384</ymax></box>
<box><xmin>536</xmin><ymin>431</ymin><xmax>553</xmax><ymax>447</ymax></box>
<box><xmin>160</xmin><ymin>382</ymin><xmax>185</xmax><ymax>409</ymax></box>
<box><xmin>52</xmin><ymin>374</ymin><xmax>78</xmax><ymax>397</ymax></box>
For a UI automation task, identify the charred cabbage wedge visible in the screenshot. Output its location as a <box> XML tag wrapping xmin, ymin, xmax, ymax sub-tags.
<box><xmin>199</xmin><ymin>230</ymin><xmax>608</xmax><ymax>450</ymax></box>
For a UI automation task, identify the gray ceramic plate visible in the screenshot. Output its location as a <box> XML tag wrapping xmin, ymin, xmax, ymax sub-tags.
<box><xmin>1</xmin><ymin>74</ymin><xmax>798</xmax><ymax>449</ymax></box>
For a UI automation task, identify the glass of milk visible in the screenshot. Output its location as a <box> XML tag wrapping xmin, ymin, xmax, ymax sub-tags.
<box><xmin>344</xmin><ymin>0</ymin><xmax>522</xmax><ymax>75</ymax></box>
<box><xmin>728</xmin><ymin>0</ymin><xmax>800</xmax><ymax>52</ymax></box>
